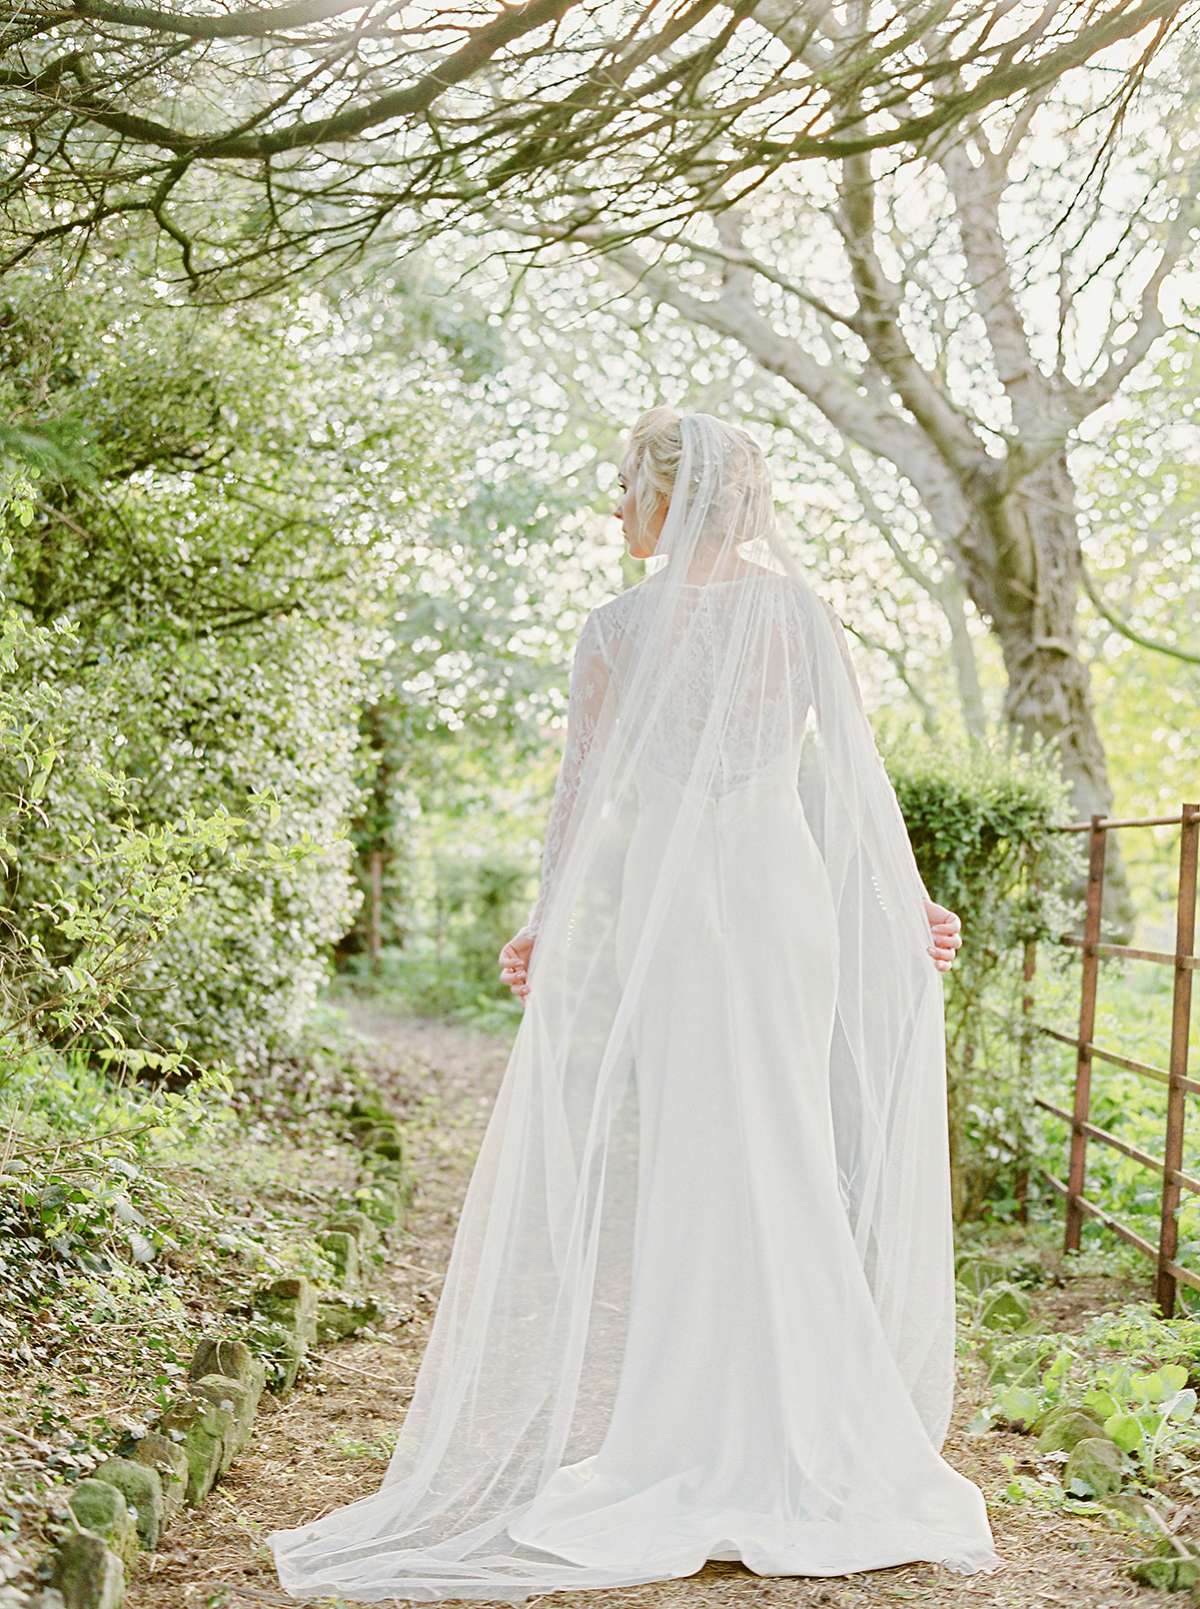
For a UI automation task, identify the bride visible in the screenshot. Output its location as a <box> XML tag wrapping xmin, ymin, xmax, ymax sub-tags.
<box><xmin>271</xmin><ymin>410</ymin><xmax>998</xmax><ymax>1601</ymax></box>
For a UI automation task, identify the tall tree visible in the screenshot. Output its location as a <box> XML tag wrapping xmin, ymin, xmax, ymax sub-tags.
<box><xmin>553</xmin><ymin>58</ymin><xmax>1199</xmax><ymax>899</ymax></box>
<box><xmin>0</xmin><ymin>0</ymin><xmax>1188</xmax><ymax>287</ymax></box>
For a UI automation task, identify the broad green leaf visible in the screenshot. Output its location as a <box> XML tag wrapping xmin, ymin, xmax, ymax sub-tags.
<box><xmin>1105</xmin><ymin>1412</ymin><xmax>1144</xmax><ymax>1455</ymax></box>
<box><xmin>1084</xmin><ymin>1388</ymin><xmax>1119</xmax><ymax>1421</ymax></box>
<box><xmin>995</xmin><ymin>1386</ymin><xmax>1041</xmax><ymax>1426</ymax></box>
<box><xmin>1167</xmin><ymin>1389</ymin><xmax>1198</xmax><ymax>1422</ymax></box>
<box><xmin>1131</xmin><ymin>1372</ymin><xmax>1166</xmax><ymax>1403</ymax></box>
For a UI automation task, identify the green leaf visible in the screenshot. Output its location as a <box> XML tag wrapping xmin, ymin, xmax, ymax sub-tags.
<box><xmin>1083</xmin><ymin>1388</ymin><xmax>1119</xmax><ymax>1421</ymax></box>
<box><xmin>1167</xmin><ymin>1388</ymin><xmax>1197</xmax><ymax>1422</ymax></box>
<box><xmin>1132</xmin><ymin>1371</ymin><xmax>1167</xmax><ymax>1403</ymax></box>
<box><xmin>1105</xmin><ymin>1411</ymin><xmax>1145</xmax><ymax>1455</ymax></box>
<box><xmin>994</xmin><ymin>1385</ymin><xmax>1041</xmax><ymax>1427</ymax></box>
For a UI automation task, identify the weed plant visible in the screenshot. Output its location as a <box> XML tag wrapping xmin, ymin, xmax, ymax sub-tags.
<box><xmin>970</xmin><ymin>1301</ymin><xmax>1200</xmax><ymax>1502</ymax></box>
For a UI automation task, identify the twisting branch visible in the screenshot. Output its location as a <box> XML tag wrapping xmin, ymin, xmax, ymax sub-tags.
<box><xmin>0</xmin><ymin>0</ymin><xmax>1192</xmax><ymax>288</ymax></box>
<box><xmin>70</xmin><ymin>0</ymin><xmax>368</xmax><ymax>38</ymax></box>
<box><xmin>1080</xmin><ymin>566</ymin><xmax>1200</xmax><ymax>665</ymax></box>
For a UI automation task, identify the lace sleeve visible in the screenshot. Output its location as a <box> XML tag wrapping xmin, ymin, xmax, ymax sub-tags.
<box><xmin>524</xmin><ymin>611</ymin><xmax>612</xmax><ymax>936</ymax></box>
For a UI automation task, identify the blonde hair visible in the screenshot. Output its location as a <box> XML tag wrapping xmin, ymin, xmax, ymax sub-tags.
<box><xmin>626</xmin><ymin>407</ymin><xmax>683</xmax><ymax>504</ymax></box>
<box><xmin>624</xmin><ymin>410</ymin><xmax>769</xmax><ymax>553</ymax></box>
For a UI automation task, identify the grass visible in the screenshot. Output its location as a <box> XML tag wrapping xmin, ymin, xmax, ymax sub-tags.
<box><xmin>330</xmin><ymin>944</ymin><xmax>525</xmax><ymax>1037</ymax></box>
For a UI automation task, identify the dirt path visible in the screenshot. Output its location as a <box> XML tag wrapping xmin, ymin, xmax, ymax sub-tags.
<box><xmin>130</xmin><ymin>1008</ymin><xmax>1155</xmax><ymax>1609</ymax></box>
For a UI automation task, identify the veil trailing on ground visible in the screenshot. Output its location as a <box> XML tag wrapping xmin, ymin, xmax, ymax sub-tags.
<box><xmin>271</xmin><ymin>417</ymin><xmax>968</xmax><ymax>1601</ymax></box>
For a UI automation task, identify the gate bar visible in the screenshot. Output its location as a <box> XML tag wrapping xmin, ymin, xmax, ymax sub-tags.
<box><xmin>1035</xmin><ymin>1028</ymin><xmax>1200</xmax><ymax>1095</ymax></box>
<box><xmin>1056</xmin><ymin>810</ymin><xmax>1200</xmax><ymax>833</ymax></box>
<box><xmin>1158</xmin><ymin>804</ymin><xmax>1200</xmax><ymax>1317</ymax></box>
<box><xmin>1065</xmin><ymin>817</ymin><xmax>1107</xmax><ymax>1253</ymax></box>
<box><xmin>1059</xmin><ymin>937</ymin><xmax>1200</xmax><ymax>969</ymax></box>
<box><xmin>1035</xmin><ymin>1097</ymin><xmax>1200</xmax><ymax>1193</ymax></box>
<box><xmin>1044</xmin><ymin>1169</ymin><xmax>1159</xmax><ymax>1260</ymax></box>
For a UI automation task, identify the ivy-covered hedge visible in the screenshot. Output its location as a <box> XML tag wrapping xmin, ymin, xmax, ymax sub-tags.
<box><xmin>883</xmin><ymin>735</ymin><xmax>1079</xmax><ymax>1222</ymax></box>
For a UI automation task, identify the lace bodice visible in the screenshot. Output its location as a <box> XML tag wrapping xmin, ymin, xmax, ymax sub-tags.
<box><xmin>527</xmin><ymin>574</ymin><xmax>816</xmax><ymax>932</ymax></box>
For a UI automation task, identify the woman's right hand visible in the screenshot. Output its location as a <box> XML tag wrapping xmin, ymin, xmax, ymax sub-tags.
<box><xmin>924</xmin><ymin>900</ymin><xmax>963</xmax><ymax>972</ymax></box>
<box><xmin>498</xmin><ymin>929</ymin><xmax>535</xmax><ymax>1003</ymax></box>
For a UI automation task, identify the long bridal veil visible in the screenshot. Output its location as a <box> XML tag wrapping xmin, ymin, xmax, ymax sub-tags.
<box><xmin>271</xmin><ymin>416</ymin><xmax>976</xmax><ymax>1601</ymax></box>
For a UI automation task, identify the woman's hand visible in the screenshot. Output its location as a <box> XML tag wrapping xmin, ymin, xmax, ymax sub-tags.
<box><xmin>498</xmin><ymin>929</ymin><xmax>535</xmax><ymax>1003</ymax></box>
<box><xmin>924</xmin><ymin>900</ymin><xmax>963</xmax><ymax>972</ymax></box>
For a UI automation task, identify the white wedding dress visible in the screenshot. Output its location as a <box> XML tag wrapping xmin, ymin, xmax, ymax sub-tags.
<box><xmin>271</xmin><ymin>419</ymin><xmax>997</xmax><ymax>1601</ymax></box>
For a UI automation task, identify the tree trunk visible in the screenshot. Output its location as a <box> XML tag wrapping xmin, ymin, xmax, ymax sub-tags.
<box><xmin>957</xmin><ymin>451</ymin><xmax>1135</xmax><ymax>931</ymax></box>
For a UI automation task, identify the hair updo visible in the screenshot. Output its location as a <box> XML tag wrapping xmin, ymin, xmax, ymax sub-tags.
<box><xmin>624</xmin><ymin>409</ymin><xmax>771</xmax><ymax>556</ymax></box>
<box><xmin>626</xmin><ymin>407</ymin><xmax>683</xmax><ymax>503</ymax></box>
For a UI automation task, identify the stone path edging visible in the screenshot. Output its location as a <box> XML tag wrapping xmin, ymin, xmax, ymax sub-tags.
<box><xmin>22</xmin><ymin>1090</ymin><xmax>412</xmax><ymax>1609</ymax></box>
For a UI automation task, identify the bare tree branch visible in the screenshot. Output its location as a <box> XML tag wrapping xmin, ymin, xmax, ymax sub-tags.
<box><xmin>0</xmin><ymin>0</ymin><xmax>1191</xmax><ymax>287</ymax></box>
<box><xmin>1068</xmin><ymin>165</ymin><xmax>1200</xmax><ymax>420</ymax></box>
<box><xmin>70</xmin><ymin>0</ymin><xmax>367</xmax><ymax>39</ymax></box>
<box><xmin>73</xmin><ymin>0</ymin><xmax>581</xmax><ymax>157</ymax></box>
<box><xmin>1081</xmin><ymin>564</ymin><xmax>1200</xmax><ymax>664</ymax></box>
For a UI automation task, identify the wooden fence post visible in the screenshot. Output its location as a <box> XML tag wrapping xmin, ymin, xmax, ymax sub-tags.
<box><xmin>1015</xmin><ymin>938</ymin><xmax>1037</xmax><ymax>1224</ymax></box>
<box><xmin>369</xmin><ymin>849</ymin><xmax>383</xmax><ymax>970</ymax></box>
<box><xmin>1157</xmin><ymin>803</ymin><xmax>1199</xmax><ymax>1317</ymax></box>
<box><xmin>1065</xmin><ymin>817</ymin><xmax>1107</xmax><ymax>1254</ymax></box>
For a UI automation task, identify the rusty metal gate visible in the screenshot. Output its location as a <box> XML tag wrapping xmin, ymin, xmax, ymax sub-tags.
<box><xmin>1033</xmin><ymin>804</ymin><xmax>1199</xmax><ymax>1316</ymax></box>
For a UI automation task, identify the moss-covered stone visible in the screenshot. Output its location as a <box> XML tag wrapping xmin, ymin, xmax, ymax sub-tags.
<box><xmin>347</xmin><ymin>1107</ymin><xmax>405</xmax><ymax>1160</ymax></box>
<box><xmin>346</xmin><ymin>1098</ymin><xmax>405</xmax><ymax>1163</ymax></box>
<box><xmin>130</xmin><ymin>1434</ymin><xmax>188</xmax><ymax>1525</ymax></box>
<box><xmin>1065</xmin><ymin>1436</ymin><xmax>1124</xmax><ymax>1499</ymax></box>
<box><xmin>67</xmin><ymin>1483</ymin><xmax>137</xmax><ymax>1569</ymax></box>
<box><xmin>1036</xmin><ymin>1406</ymin><xmax>1107</xmax><ymax>1455</ymax></box>
<box><xmin>316</xmin><ymin>1297</ymin><xmax>382</xmax><ymax>1344</ymax></box>
<box><xmin>191</xmin><ymin>1375</ymin><xmax>254</xmax><ymax>1462</ymax></box>
<box><xmin>325</xmin><ymin>1210</ymin><xmax>379</xmax><ymax>1250</ymax></box>
<box><xmin>1128</xmin><ymin>1555</ymin><xmax>1200</xmax><ymax>1590</ymax></box>
<box><xmin>358</xmin><ymin>1161</ymin><xmax>412</xmax><ymax>1229</ymax></box>
<box><xmin>257</xmin><ymin>1276</ymin><xmax>318</xmax><ymax>1338</ymax></box>
<box><xmin>90</xmin><ymin>1459</ymin><xmax>162</xmax><ymax>1551</ymax></box>
<box><xmin>347</xmin><ymin>1095</ymin><xmax>392</xmax><ymax>1124</ymax></box>
<box><xmin>157</xmin><ymin>1391</ymin><xmax>236</xmax><ymax>1505</ymax></box>
<box><xmin>52</xmin><ymin>1531</ymin><xmax>125</xmax><ymax>1609</ymax></box>
<box><xmin>978</xmin><ymin>1281</ymin><xmax>1032</xmax><ymax>1332</ymax></box>
<box><xmin>320</xmin><ymin>1229</ymin><xmax>360</xmax><ymax>1286</ymax></box>
<box><xmin>188</xmin><ymin>1340</ymin><xmax>265</xmax><ymax>1447</ymax></box>
<box><xmin>188</xmin><ymin>1337</ymin><xmax>266</xmax><ymax>1402</ymax></box>
<box><xmin>253</xmin><ymin>1275</ymin><xmax>319</xmax><ymax>1391</ymax></box>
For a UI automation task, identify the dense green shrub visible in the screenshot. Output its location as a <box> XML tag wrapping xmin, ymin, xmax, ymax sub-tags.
<box><xmin>0</xmin><ymin>477</ymin><xmax>262</xmax><ymax>1072</ymax></box>
<box><xmin>0</xmin><ymin>256</ymin><xmax>460</xmax><ymax>1068</ymax></box>
<box><xmin>883</xmin><ymin>735</ymin><xmax>1079</xmax><ymax>1221</ymax></box>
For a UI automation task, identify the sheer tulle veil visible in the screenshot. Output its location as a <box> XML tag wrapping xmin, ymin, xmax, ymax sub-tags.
<box><xmin>270</xmin><ymin>415</ymin><xmax>967</xmax><ymax>1600</ymax></box>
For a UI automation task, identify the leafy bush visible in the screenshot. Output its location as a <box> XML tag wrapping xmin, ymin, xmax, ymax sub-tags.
<box><xmin>884</xmin><ymin>735</ymin><xmax>1079</xmax><ymax>1220</ymax></box>
<box><xmin>975</xmin><ymin>1303</ymin><xmax>1200</xmax><ymax>1494</ymax></box>
<box><xmin>0</xmin><ymin>260</ymin><xmax>442</xmax><ymax>1068</ymax></box>
<box><xmin>0</xmin><ymin>1045</ymin><xmax>233</xmax><ymax>1316</ymax></box>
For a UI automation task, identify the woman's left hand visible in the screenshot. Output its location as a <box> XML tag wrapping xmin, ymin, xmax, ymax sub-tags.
<box><xmin>924</xmin><ymin>900</ymin><xmax>963</xmax><ymax>972</ymax></box>
<box><xmin>498</xmin><ymin>929</ymin><xmax>535</xmax><ymax>1003</ymax></box>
